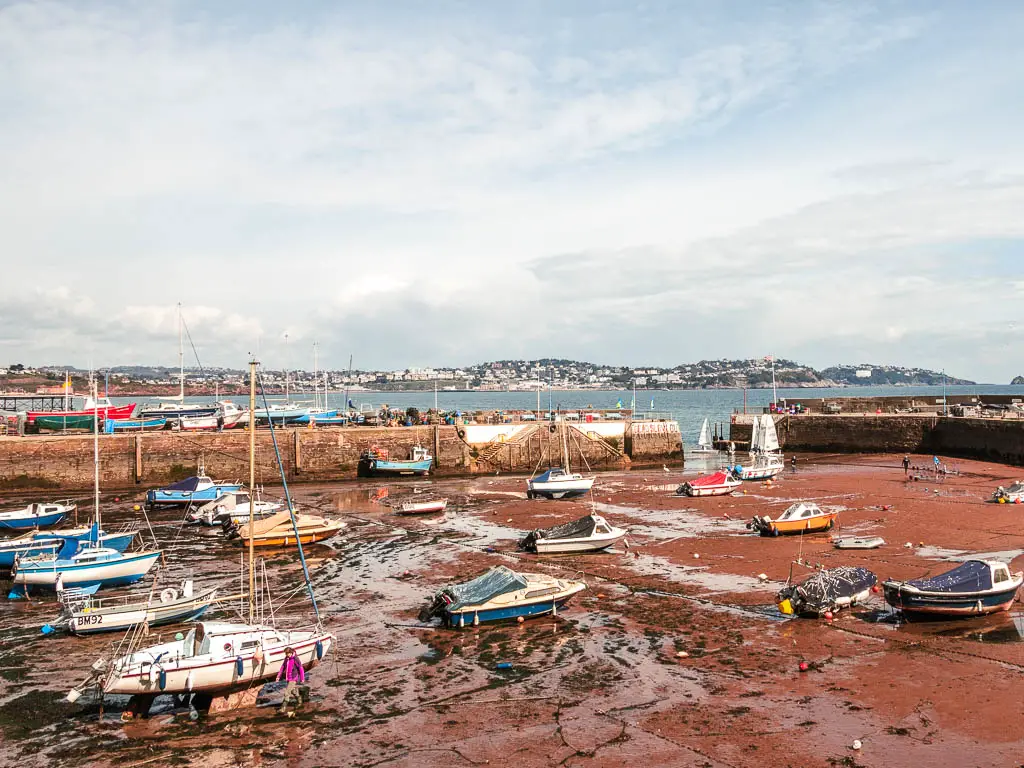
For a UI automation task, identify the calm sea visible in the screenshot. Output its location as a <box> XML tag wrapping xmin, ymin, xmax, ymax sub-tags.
<box><xmin>111</xmin><ymin>384</ymin><xmax>1024</xmax><ymax>446</ymax></box>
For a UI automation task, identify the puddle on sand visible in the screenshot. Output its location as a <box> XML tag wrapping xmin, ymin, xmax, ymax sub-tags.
<box><xmin>915</xmin><ymin>546</ymin><xmax>1024</xmax><ymax>562</ymax></box>
<box><xmin>624</xmin><ymin>553</ymin><xmax>783</xmax><ymax>594</ymax></box>
<box><xmin>436</xmin><ymin>513</ymin><xmax>523</xmax><ymax>544</ymax></box>
<box><xmin>591</xmin><ymin>502</ymin><xmax>749</xmax><ymax>540</ymax></box>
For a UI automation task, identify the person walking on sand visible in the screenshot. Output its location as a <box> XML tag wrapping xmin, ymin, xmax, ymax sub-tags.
<box><xmin>276</xmin><ymin>647</ymin><xmax>306</xmax><ymax>714</ymax></box>
<box><xmin>902</xmin><ymin>455</ymin><xmax>910</xmax><ymax>475</ymax></box>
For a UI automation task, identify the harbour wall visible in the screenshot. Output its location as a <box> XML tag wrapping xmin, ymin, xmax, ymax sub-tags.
<box><xmin>729</xmin><ymin>415</ymin><xmax>1024</xmax><ymax>465</ymax></box>
<box><xmin>0</xmin><ymin>422</ymin><xmax>683</xmax><ymax>491</ymax></box>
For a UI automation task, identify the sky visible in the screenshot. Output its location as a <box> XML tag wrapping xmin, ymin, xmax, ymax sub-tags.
<box><xmin>1</xmin><ymin>1</ymin><xmax>1023</xmax><ymax>382</ymax></box>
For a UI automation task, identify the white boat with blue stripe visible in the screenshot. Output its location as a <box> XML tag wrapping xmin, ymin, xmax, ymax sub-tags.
<box><xmin>0</xmin><ymin>501</ymin><xmax>75</xmax><ymax>531</ymax></box>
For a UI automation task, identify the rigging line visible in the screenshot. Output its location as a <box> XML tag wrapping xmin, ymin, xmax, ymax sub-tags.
<box><xmin>179</xmin><ymin>314</ymin><xmax>206</xmax><ymax>379</ymax></box>
<box><xmin>257</xmin><ymin>370</ymin><xmax>322</xmax><ymax>626</ymax></box>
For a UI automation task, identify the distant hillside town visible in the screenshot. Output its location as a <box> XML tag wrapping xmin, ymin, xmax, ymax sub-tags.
<box><xmin>0</xmin><ymin>358</ymin><xmax>976</xmax><ymax>395</ymax></box>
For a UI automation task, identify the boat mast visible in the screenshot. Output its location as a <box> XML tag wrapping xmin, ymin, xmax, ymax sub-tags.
<box><xmin>312</xmin><ymin>342</ymin><xmax>319</xmax><ymax>411</ymax></box>
<box><xmin>178</xmin><ymin>303</ymin><xmax>184</xmax><ymax>402</ymax></box>
<box><xmin>248</xmin><ymin>359</ymin><xmax>257</xmax><ymax>624</ymax></box>
<box><xmin>92</xmin><ymin>376</ymin><xmax>101</xmax><ymax>541</ymax></box>
<box><xmin>284</xmin><ymin>333</ymin><xmax>290</xmax><ymax>401</ymax></box>
<box><xmin>344</xmin><ymin>354</ymin><xmax>352</xmax><ymax>417</ymax></box>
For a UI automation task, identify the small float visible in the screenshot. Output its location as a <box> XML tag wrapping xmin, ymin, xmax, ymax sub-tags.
<box><xmin>832</xmin><ymin>536</ymin><xmax>885</xmax><ymax>550</ymax></box>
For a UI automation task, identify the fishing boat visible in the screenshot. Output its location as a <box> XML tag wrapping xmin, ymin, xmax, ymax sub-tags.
<box><xmin>748</xmin><ymin>501</ymin><xmax>838</xmax><ymax>536</ymax></box>
<box><xmin>34</xmin><ymin>414</ymin><xmax>97</xmax><ymax>431</ymax></box>
<box><xmin>882</xmin><ymin>560</ymin><xmax>1023</xmax><ymax>617</ymax></box>
<box><xmin>145</xmin><ymin>465</ymin><xmax>242</xmax><ymax>507</ymax></box>
<box><xmin>0</xmin><ymin>501</ymin><xmax>75</xmax><ymax>531</ymax></box>
<box><xmin>992</xmin><ymin>481</ymin><xmax>1024</xmax><ymax>503</ymax></box>
<box><xmin>361</xmin><ymin>446</ymin><xmax>433</xmax><ymax>476</ymax></box>
<box><xmin>138</xmin><ymin>304</ymin><xmax>218</xmax><ymax>421</ymax></box>
<box><xmin>833</xmin><ymin>536</ymin><xmax>885</xmax><ymax>550</ymax></box>
<box><xmin>418</xmin><ymin>566</ymin><xmax>587</xmax><ymax>628</ymax></box>
<box><xmin>777</xmin><ymin>566</ymin><xmax>877</xmax><ymax>617</ymax></box>
<box><xmin>56</xmin><ymin>579</ymin><xmax>218</xmax><ymax>635</ymax></box>
<box><xmin>676</xmin><ymin>470</ymin><xmax>741</xmax><ymax>497</ymax></box>
<box><xmin>25</xmin><ymin>396</ymin><xmax>136</xmax><ymax>425</ymax></box>
<box><xmin>187</xmin><ymin>490</ymin><xmax>282</xmax><ymax>527</ymax></box>
<box><xmin>519</xmin><ymin>514</ymin><xmax>626</xmax><ymax>554</ymax></box>
<box><xmin>527</xmin><ymin>424</ymin><xmax>595</xmax><ymax>499</ymax></box>
<box><xmin>228</xmin><ymin>510</ymin><xmax>345</xmax><ymax>547</ymax></box>
<box><xmin>67</xmin><ymin>360</ymin><xmax>333</xmax><ymax>710</ymax></box>
<box><xmin>104</xmin><ymin>417</ymin><xmax>167</xmax><ymax>433</ymax></box>
<box><xmin>394</xmin><ymin>497</ymin><xmax>449</xmax><ymax>515</ymax></box>
<box><xmin>734</xmin><ymin>414</ymin><xmax>785</xmax><ymax>480</ymax></box>
<box><xmin>689</xmin><ymin>417</ymin><xmax>718</xmax><ymax>454</ymax></box>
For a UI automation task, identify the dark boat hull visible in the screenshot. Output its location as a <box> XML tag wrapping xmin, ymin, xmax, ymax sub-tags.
<box><xmin>882</xmin><ymin>582</ymin><xmax>1020</xmax><ymax>616</ymax></box>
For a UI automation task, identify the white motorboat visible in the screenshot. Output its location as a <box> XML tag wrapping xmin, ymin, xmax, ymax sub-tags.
<box><xmin>527</xmin><ymin>468</ymin><xmax>595</xmax><ymax>499</ymax></box>
<box><xmin>419</xmin><ymin>566</ymin><xmax>587</xmax><ymax>628</ymax></box>
<box><xmin>519</xmin><ymin>514</ymin><xmax>626</xmax><ymax>554</ymax></box>
<box><xmin>187</xmin><ymin>490</ymin><xmax>282</xmax><ymax>527</ymax></box>
<box><xmin>677</xmin><ymin>470</ymin><xmax>741</xmax><ymax>497</ymax></box>
<box><xmin>992</xmin><ymin>481</ymin><xmax>1024</xmax><ymax>503</ymax></box>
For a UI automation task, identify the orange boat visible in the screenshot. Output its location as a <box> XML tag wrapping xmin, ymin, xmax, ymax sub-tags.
<box><xmin>231</xmin><ymin>510</ymin><xmax>345</xmax><ymax>547</ymax></box>
<box><xmin>749</xmin><ymin>502</ymin><xmax>837</xmax><ymax>537</ymax></box>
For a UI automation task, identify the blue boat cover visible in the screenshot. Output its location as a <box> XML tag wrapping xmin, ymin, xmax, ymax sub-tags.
<box><xmin>443</xmin><ymin>566</ymin><xmax>528</xmax><ymax>611</ymax></box>
<box><xmin>159</xmin><ymin>476</ymin><xmax>203</xmax><ymax>493</ymax></box>
<box><xmin>532</xmin><ymin>469</ymin><xmax>568</xmax><ymax>483</ymax></box>
<box><xmin>908</xmin><ymin>560</ymin><xmax>992</xmax><ymax>593</ymax></box>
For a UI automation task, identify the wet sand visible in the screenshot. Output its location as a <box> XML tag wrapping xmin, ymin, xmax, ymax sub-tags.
<box><xmin>0</xmin><ymin>453</ymin><xmax>1022</xmax><ymax>767</ymax></box>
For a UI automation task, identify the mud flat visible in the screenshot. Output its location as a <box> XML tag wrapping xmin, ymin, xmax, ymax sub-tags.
<box><xmin>0</xmin><ymin>453</ymin><xmax>1021</xmax><ymax>767</ymax></box>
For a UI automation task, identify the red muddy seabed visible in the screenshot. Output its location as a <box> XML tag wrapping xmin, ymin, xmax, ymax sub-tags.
<box><xmin>0</xmin><ymin>453</ymin><xmax>1022</xmax><ymax>767</ymax></box>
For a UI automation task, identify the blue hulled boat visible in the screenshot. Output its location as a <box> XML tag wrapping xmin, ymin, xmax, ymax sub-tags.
<box><xmin>290</xmin><ymin>410</ymin><xmax>339</xmax><ymax>425</ymax></box>
<box><xmin>146</xmin><ymin>472</ymin><xmax>243</xmax><ymax>506</ymax></box>
<box><xmin>104</xmin><ymin>417</ymin><xmax>167</xmax><ymax>433</ymax></box>
<box><xmin>418</xmin><ymin>566</ymin><xmax>586</xmax><ymax>628</ymax></box>
<box><xmin>361</xmin><ymin>446</ymin><xmax>433</xmax><ymax>476</ymax></box>
<box><xmin>0</xmin><ymin>502</ymin><xmax>75</xmax><ymax>531</ymax></box>
<box><xmin>0</xmin><ymin>528</ymin><xmax>136</xmax><ymax>570</ymax></box>
<box><xmin>883</xmin><ymin>560</ymin><xmax>1023</xmax><ymax>617</ymax></box>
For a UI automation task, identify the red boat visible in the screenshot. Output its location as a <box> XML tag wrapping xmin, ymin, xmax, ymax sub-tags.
<box><xmin>677</xmin><ymin>470</ymin><xmax>741</xmax><ymax>497</ymax></box>
<box><xmin>25</xmin><ymin>397</ymin><xmax>136</xmax><ymax>424</ymax></box>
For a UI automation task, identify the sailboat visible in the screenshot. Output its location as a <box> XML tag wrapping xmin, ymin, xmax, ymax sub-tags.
<box><xmin>10</xmin><ymin>383</ymin><xmax>161</xmax><ymax>598</ymax></box>
<box><xmin>66</xmin><ymin>361</ymin><xmax>333</xmax><ymax>709</ymax></box>
<box><xmin>139</xmin><ymin>304</ymin><xmax>218</xmax><ymax>421</ymax></box>
<box><xmin>688</xmin><ymin>417</ymin><xmax>718</xmax><ymax>455</ymax></box>
<box><xmin>733</xmin><ymin>414</ymin><xmax>785</xmax><ymax>481</ymax></box>
<box><xmin>526</xmin><ymin>422</ymin><xmax>595</xmax><ymax>499</ymax></box>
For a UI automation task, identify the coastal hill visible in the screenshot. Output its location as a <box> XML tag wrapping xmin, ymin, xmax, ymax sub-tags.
<box><xmin>1</xmin><ymin>358</ymin><xmax>974</xmax><ymax>394</ymax></box>
<box><xmin>1012</xmin><ymin>376</ymin><xmax>1024</xmax><ymax>385</ymax></box>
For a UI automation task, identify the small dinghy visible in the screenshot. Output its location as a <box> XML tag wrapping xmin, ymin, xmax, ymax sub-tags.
<box><xmin>677</xmin><ymin>470</ymin><xmax>740</xmax><ymax>497</ymax></box>
<box><xmin>777</xmin><ymin>566</ymin><xmax>877</xmax><ymax>617</ymax></box>
<box><xmin>992</xmin><ymin>481</ymin><xmax>1024</xmax><ymax>503</ymax></box>
<box><xmin>833</xmin><ymin>536</ymin><xmax>885</xmax><ymax>550</ymax></box>
<box><xmin>418</xmin><ymin>566</ymin><xmax>586</xmax><ymax>628</ymax></box>
<box><xmin>395</xmin><ymin>497</ymin><xmax>448</xmax><ymax>515</ymax></box>
<box><xmin>519</xmin><ymin>514</ymin><xmax>626</xmax><ymax>554</ymax></box>
<box><xmin>56</xmin><ymin>579</ymin><xmax>218</xmax><ymax>635</ymax></box>
<box><xmin>883</xmin><ymin>560</ymin><xmax>1023</xmax><ymax>617</ymax></box>
<box><xmin>749</xmin><ymin>501</ymin><xmax>837</xmax><ymax>536</ymax></box>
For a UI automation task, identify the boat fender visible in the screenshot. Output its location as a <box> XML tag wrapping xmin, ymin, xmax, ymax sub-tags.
<box><xmin>235</xmin><ymin>656</ymin><xmax>244</xmax><ymax>677</ymax></box>
<box><xmin>160</xmin><ymin>588</ymin><xmax>177</xmax><ymax>604</ymax></box>
<box><xmin>457</xmin><ymin>428</ymin><xmax>466</xmax><ymax>439</ymax></box>
<box><xmin>472</xmin><ymin>612</ymin><xmax>479</xmax><ymax>627</ymax></box>
<box><xmin>186</xmin><ymin>671</ymin><xmax>195</xmax><ymax>691</ymax></box>
<box><xmin>315</xmin><ymin>640</ymin><xmax>324</xmax><ymax>660</ymax></box>
<box><xmin>549</xmin><ymin>425</ymin><xmax>557</xmax><ymax>434</ymax></box>
<box><xmin>552</xmin><ymin>599</ymin><xmax>557</xmax><ymax>617</ymax></box>
<box><xmin>458</xmin><ymin>614</ymin><xmax>465</xmax><ymax>628</ymax></box>
<box><xmin>158</xmin><ymin>668</ymin><xmax>167</xmax><ymax>691</ymax></box>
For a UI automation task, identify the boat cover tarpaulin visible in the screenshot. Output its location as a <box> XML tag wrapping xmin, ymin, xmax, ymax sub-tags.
<box><xmin>688</xmin><ymin>471</ymin><xmax>732</xmax><ymax>487</ymax></box>
<box><xmin>908</xmin><ymin>560</ymin><xmax>992</xmax><ymax>593</ymax></box>
<box><xmin>532</xmin><ymin>469</ymin><xmax>565</xmax><ymax>483</ymax></box>
<box><xmin>791</xmin><ymin>566</ymin><xmax>875</xmax><ymax>609</ymax></box>
<box><xmin>442</xmin><ymin>566</ymin><xmax>528</xmax><ymax>611</ymax></box>
<box><xmin>534</xmin><ymin>515</ymin><xmax>597</xmax><ymax>541</ymax></box>
<box><xmin>159</xmin><ymin>477</ymin><xmax>203</xmax><ymax>493</ymax></box>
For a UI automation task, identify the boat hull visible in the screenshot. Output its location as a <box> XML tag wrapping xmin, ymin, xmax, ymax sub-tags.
<box><xmin>236</xmin><ymin>524</ymin><xmax>344</xmax><ymax>547</ymax></box>
<box><xmin>396</xmin><ymin>500</ymin><xmax>448</xmax><ymax>514</ymax></box>
<box><xmin>445</xmin><ymin>595</ymin><xmax>579</xmax><ymax>627</ymax></box>
<box><xmin>68</xmin><ymin>589</ymin><xmax>218</xmax><ymax>635</ymax></box>
<box><xmin>10</xmin><ymin>551</ymin><xmax>161</xmax><ymax>595</ymax></box>
<box><xmin>0</xmin><ymin>539</ymin><xmax>62</xmax><ymax>569</ymax></box>
<box><xmin>533</xmin><ymin>531</ymin><xmax>626</xmax><ymax>554</ymax></box>
<box><xmin>754</xmin><ymin>514</ymin><xmax>837</xmax><ymax>536</ymax></box>
<box><xmin>34</xmin><ymin>415</ymin><xmax>97</xmax><ymax>431</ymax></box>
<box><xmin>736</xmin><ymin>463</ymin><xmax>784</xmax><ymax>481</ymax></box>
<box><xmin>0</xmin><ymin>510</ymin><xmax>68</xmax><ymax>530</ymax></box>
<box><xmin>882</xmin><ymin>581</ymin><xmax>1021</xmax><ymax>617</ymax></box>
<box><xmin>105</xmin><ymin>418</ymin><xmax>167</xmax><ymax>433</ymax></box>
<box><xmin>679</xmin><ymin>481</ymin><xmax>739</xmax><ymax>497</ymax></box>
<box><xmin>26</xmin><ymin>403</ymin><xmax>135</xmax><ymax>423</ymax></box>
<box><xmin>146</xmin><ymin>484</ymin><xmax>243</xmax><ymax>506</ymax></box>
<box><xmin>526</xmin><ymin>479</ymin><xmax>594</xmax><ymax>499</ymax></box>
<box><xmin>365</xmin><ymin>458</ymin><xmax>433</xmax><ymax>476</ymax></box>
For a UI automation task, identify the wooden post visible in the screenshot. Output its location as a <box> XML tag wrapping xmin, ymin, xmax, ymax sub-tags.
<box><xmin>134</xmin><ymin>434</ymin><xmax>143</xmax><ymax>484</ymax></box>
<box><xmin>293</xmin><ymin>430</ymin><xmax>301</xmax><ymax>475</ymax></box>
<box><xmin>433</xmin><ymin>425</ymin><xmax>440</xmax><ymax>470</ymax></box>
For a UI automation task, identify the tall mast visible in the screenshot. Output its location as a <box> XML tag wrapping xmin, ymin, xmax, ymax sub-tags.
<box><xmin>248</xmin><ymin>359</ymin><xmax>257</xmax><ymax>624</ymax></box>
<box><xmin>178</xmin><ymin>303</ymin><xmax>184</xmax><ymax>402</ymax></box>
<box><xmin>344</xmin><ymin>354</ymin><xmax>353</xmax><ymax>416</ymax></box>
<box><xmin>284</xmin><ymin>333</ymin><xmax>290</xmax><ymax>401</ymax></box>
<box><xmin>92</xmin><ymin>376</ymin><xmax>101</xmax><ymax>538</ymax></box>
<box><xmin>313</xmin><ymin>341</ymin><xmax>319</xmax><ymax>411</ymax></box>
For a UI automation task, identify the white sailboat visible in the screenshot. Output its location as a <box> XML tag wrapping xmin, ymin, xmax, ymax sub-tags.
<box><xmin>734</xmin><ymin>414</ymin><xmax>785</xmax><ymax>481</ymax></box>
<box><xmin>68</xmin><ymin>361</ymin><xmax>332</xmax><ymax>710</ymax></box>
<box><xmin>689</xmin><ymin>417</ymin><xmax>718</xmax><ymax>454</ymax></box>
<box><xmin>139</xmin><ymin>304</ymin><xmax>218</xmax><ymax>420</ymax></box>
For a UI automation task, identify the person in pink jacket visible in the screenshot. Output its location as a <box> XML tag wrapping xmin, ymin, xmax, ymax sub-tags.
<box><xmin>276</xmin><ymin>647</ymin><xmax>306</xmax><ymax>714</ymax></box>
